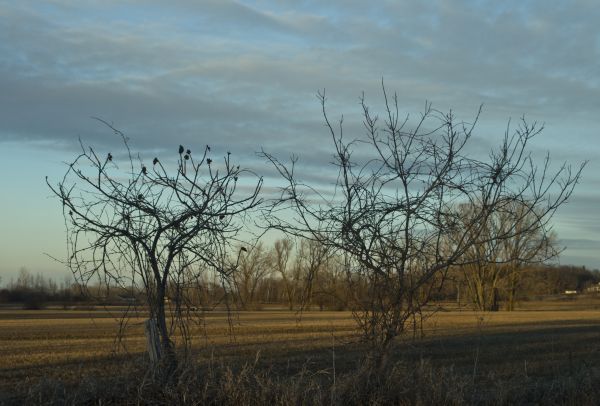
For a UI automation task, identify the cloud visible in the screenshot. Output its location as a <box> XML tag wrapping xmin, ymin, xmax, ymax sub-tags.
<box><xmin>2</xmin><ymin>1</ymin><xmax>599</xmax><ymax>151</ymax></box>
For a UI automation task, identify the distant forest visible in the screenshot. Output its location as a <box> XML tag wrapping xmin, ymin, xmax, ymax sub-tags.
<box><xmin>2</xmin><ymin>255</ymin><xmax>599</xmax><ymax>311</ymax></box>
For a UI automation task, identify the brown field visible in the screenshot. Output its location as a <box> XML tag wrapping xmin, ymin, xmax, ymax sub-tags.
<box><xmin>2</xmin><ymin>297</ymin><xmax>600</xmax><ymax>404</ymax></box>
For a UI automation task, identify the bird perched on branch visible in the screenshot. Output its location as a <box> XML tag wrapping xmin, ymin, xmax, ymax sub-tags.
<box><xmin>179</xmin><ymin>145</ymin><xmax>184</xmax><ymax>154</ymax></box>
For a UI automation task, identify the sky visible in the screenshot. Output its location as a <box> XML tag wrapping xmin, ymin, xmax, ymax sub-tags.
<box><xmin>0</xmin><ymin>0</ymin><xmax>599</xmax><ymax>282</ymax></box>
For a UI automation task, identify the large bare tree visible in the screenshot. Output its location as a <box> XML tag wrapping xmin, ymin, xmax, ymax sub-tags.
<box><xmin>47</xmin><ymin>123</ymin><xmax>262</xmax><ymax>373</ymax></box>
<box><xmin>459</xmin><ymin>201</ymin><xmax>558</xmax><ymax>311</ymax></box>
<box><xmin>264</xmin><ymin>84</ymin><xmax>584</xmax><ymax>348</ymax></box>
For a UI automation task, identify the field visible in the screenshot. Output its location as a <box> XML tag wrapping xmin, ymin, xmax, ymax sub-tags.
<box><xmin>3</xmin><ymin>298</ymin><xmax>600</xmax><ymax>404</ymax></box>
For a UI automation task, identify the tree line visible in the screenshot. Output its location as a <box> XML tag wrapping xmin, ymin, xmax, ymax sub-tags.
<box><xmin>3</xmin><ymin>251</ymin><xmax>597</xmax><ymax>312</ymax></box>
<box><xmin>0</xmin><ymin>268</ymin><xmax>83</xmax><ymax>308</ymax></box>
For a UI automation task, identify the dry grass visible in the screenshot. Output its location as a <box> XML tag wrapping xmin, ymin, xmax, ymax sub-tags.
<box><xmin>2</xmin><ymin>298</ymin><xmax>600</xmax><ymax>404</ymax></box>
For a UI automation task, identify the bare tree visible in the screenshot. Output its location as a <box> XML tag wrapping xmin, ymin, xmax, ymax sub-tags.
<box><xmin>271</xmin><ymin>238</ymin><xmax>297</xmax><ymax>310</ymax></box>
<box><xmin>502</xmin><ymin>203</ymin><xmax>558</xmax><ymax>310</ymax></box>
<box><xmin>459</xmin><ymin>201</ymin><xmax>558</xmax><ymax>311</ymax></box>
<box><xmin>234</xmin><ymin>242</ymin><xmax>272</xmax><ymax>309</ymax></box>
<box><xmin>47</xmin><ymin>123</ymin><xmax>262</xmax><ymax>374</ymax></box>
<box><xmin>294</xmin><ymin>237</ymin><xmax>330</xmax><ymax>311</ymax></box>
<box><xmin>263</xmin><ymin>84</ymin><xmax>584</xmax><ymax>348</ymax></box>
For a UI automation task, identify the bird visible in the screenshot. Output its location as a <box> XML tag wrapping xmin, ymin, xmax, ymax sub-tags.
<box><xmin>184</xmin><ymin>154</ymin><xmax>189</xmax><ymax>160</ymax></box>
<box><xmin>207</xmin><ymin>158</ymin><xmax>212</xmax><ymax>165</ymax></box>
<box><xmin>219</xmin><ymin>214</ymin><xmax>225</xmax><ymax>220</ymax></box>
<box><xmin>142</xmin><ymin>166</ymin><xmax>147</xmax><ymax>175</ymax></box>
<box><xmin>107</xmin><ymin>153</ymin><xmax>113</xmax><ymax>161</ymax></box>
<box><xmin>153</xmin><ymin>157</ymin><xmax>159</xmax><ymax>165</ymax></box>
<box><xmin>179</xmin><ymin>145</ymin><xmax>184</xmax><ymax>154</ymax></box>
<box><xmin>137</xmin><ymin>194</ymin><xmax>143</xmax><ymax>200</ymax></box>
<box><xmin>240</xmin><ymin>247</ymin><xmax>247</xmax><ymax>252</ymax></box>
<box><xmin>186</xmin><ymin>149</ymin><xmax>191</xmax><ymax>155</ymax></box>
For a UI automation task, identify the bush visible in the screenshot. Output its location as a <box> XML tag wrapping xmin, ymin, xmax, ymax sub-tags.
<box><xmin>8</xmin><ymin>353</ymin><xmax>600</xmax><ymax>405</ymax></box>
<box><xmin>22</xmin><ymin>295</ymin><xmax>46</xmax><ymax>310</ymax></box>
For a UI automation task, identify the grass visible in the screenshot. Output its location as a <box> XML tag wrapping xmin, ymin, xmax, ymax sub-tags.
<box><xmin>2</xmin><ymin>298</ymin><xmax>600</xmax><ymax>404</ymax></box>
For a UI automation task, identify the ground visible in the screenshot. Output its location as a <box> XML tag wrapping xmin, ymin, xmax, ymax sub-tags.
<box><xmin>2</xmin><ymin>297</ymin><xmax>600</xmax><ymax>404</ymax></box>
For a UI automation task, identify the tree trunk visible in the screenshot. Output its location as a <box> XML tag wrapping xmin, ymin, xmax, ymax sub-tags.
<box><xmin>506</xmin><ymin>266</ymin><xmax>519</xmax><ymax>311</ymax></box>
<box><xmin>507</xmin><ymin>286</ymin><xmax>515</xmax><ymax>311</ymax></box>
<box><xmin>147</xmin><ymin>285</ymin><xmax>177</xmax><ymax>377</ymax></box>
<box><xmin>144</xmin><ymin>318</ymin><xmax>162</xmax><ymax>365</ymax></box>
<box><xmin>491</xmin><ymin>287</ymin><xmax>499</xmax><ymax>312</ymax></box>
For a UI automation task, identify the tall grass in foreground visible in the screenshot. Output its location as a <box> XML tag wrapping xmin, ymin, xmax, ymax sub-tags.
<box><xmin>6</xmin><ymin>353</ymin><xmax>600</xmax><ymax>406</ymax></box>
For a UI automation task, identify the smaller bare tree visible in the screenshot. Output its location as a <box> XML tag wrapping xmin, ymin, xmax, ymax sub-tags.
<box><xmin>271</xmin><ymin>238</ymin><xmax>297</xmax><ymax>310</ymax></box>
<box><xmin>234</xmin><ymin>242</ymin><xmax>272</xmax><ymax>309</ymax></box>
<box><xmin>47</xmin><ymin>122</ymin><xmax>262</xmax><ymax>375</ymax></box>
<box><xmin>294</xmin><ymin>238</ymin><xmax>330</xmax><ymax>312</ymax></box>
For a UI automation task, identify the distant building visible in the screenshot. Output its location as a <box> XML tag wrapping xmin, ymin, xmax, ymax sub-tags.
<box><xmin>118</xmin><ymin>295</ymin><xmax>138</xmax><ymax>304</ymax></box>
<box><xmin>586</xmin><ymin>283</ymin><xmax>600</xmax><ymax>293</ymax></box>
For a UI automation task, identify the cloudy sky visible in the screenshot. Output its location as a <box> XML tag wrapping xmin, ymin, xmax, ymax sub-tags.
<box><xmin>0</xmin><ymin>0</ymin><xmax>598</xmax><ymax>282</ymax></box>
